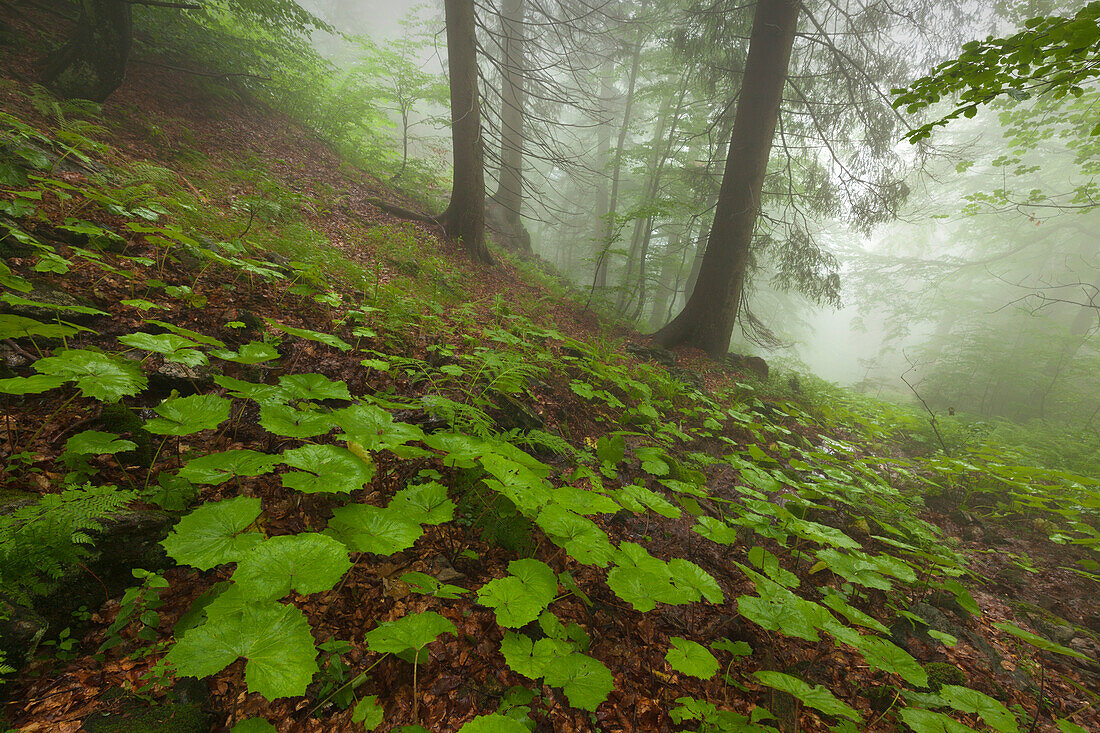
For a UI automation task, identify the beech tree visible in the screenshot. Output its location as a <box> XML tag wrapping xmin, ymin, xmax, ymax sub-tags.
<box><xmin>653</xmin><ymin>0</ymin><xmax>799</xmax><ymax>355</ymax></box>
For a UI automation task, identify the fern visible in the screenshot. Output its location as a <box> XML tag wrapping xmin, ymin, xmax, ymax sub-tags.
<box><xmin>0</xmin><ymin>485</ymin><xmax>136</xmax><ymax>603</ymax></box>
<box><xmin>421</xmin><ymin>394</ymin><xmax>496</xmax><ymax>437</ymax></box>
<box><xmin>513</xmin><ymin>429</ymin><xmax>573</xmax><ymax>457</ymax></box>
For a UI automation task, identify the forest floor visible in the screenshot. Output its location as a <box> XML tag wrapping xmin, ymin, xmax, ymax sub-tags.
<box><xmin>0</xmin><ymin>7</ymin><xmax>1098</xmax><ymax>733</ymax></box>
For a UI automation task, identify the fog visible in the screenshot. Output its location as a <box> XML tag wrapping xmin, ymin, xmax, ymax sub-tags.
<box><xmin>302</xmin><ymin>0</ymin><xmax>1098</xmax><ymax>425</ymax></box>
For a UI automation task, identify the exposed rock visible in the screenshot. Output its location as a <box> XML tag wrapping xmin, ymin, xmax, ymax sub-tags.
<box><xmin>493</xmin><ymin>394</ymin><xmax>544</xmax><ymax>433</ymax></box>
<box><xmin>0</xmin><ymin>598</ymin><xmax>47</xmax><ymax>673</ymax></box>
<box><xmin>147</xmin><ymin>361</ymin><xmax>214</xmax><ymax>398</ymax></box>
<box><xmin>626</xmin><ymin>343</ymin><xmax>677</xmax><ymax>367</ymax></box>
<box><xmin>0</xmin><ymin>282</ymin><xmax>106</xmax><ymax>327</ymax></box>
<box><xmin>97</xmin><ymin>403</ymin><xmax>154</xmax><ymax>466</ymax></box>
<box><xmin>725</xmin><ymin>353</ymin><xmax>769</xmax><ymax>380</ymax></box>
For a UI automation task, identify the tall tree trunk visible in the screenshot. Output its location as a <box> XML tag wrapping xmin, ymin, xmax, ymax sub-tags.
<box><xmin>592</xmin><ymin>68</ymin><xmax>614</xmax><ymax>288</ymax></box>
<box><xmin>489</xmin><ymin>0</ymin><xmax>531</xmax><ymax>254</ymax></box>
<box><xmin>42</xmin><ymin>0</ymin><xmax>131</xmax><ymax>102</ymax></box>
<box><xmin>441</xmin><ymin>0</ymin><xmax>492</xmax><ymax>264</ymax></box>
<box><xmin>648</xmin><ymin>233</ymin><xmax>682</xmax><ymax>330</ymax></box>
<box><xmin>654</xmin><ymin>0</ymin><xmax>799</xmax><ymax>356</ymax></box>
<box><xmin>1030</xmin><ymin>276</ymin><xmax>1100</xmax><ymax>418</ymax></box>
<box><xmin>599</xmin><ymin>36</ymin><xmax>643</xmax><ymax>288</ymax></box>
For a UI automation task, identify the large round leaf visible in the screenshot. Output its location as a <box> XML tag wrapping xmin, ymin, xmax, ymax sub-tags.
<box><xmin>161</xmin><ymin>496</ymin><xmax>264</xmax><ymax>570</ymax></box>
<box><xmin>277</xmin><ymin>373</ymin><xmax>352</xmax><ymax>402</ymax></box>
<box><xmin>165</xmin><ymin>600</ymin><xmax>318</xmax><ymax>700</ymax></box>
<box><xmin>327</xmin><ymin>504</ymin><xmax>422</xmax><ymax>555</ymax></box>
<box><xmin>35</xmin><ymin>349</ymin><xmax>147</xmax><ymax>402</ymax></box>
<box><xmin>280</xmin><ymin>444</ymin><xmax>374</xmax><ymax>494</ymax></box>
<box><xmin>477</xmin><ymin>559</ymin><xmax>558</xmax><ymax>628</ymax></box>
<box><xmin>259</xmin><ymin>404</ymin><xmax>336</xmax><ymax>439</ymax></box>
<box><xmin>389</xmin><ymin>482</ymin><xmax>454</xmax><ymax>525</ymax></box>
<box><xmin>666</xmin><ymin>637</ymin><xmax>719</xmax><ymax>679</ymax></box>
<box><xmin>535</xmin><ymin>506</ymin><xmax>614</xmax><ymax>566</ymax></box>
<box><xmin>178</xmin><ymin>449</ymin><xmax>279</xmax><ymax>485</ymax></box>
<box><xmin>543</xmin><ymin>653</ymin><xmax>614</xmax><ymax>712</ymax></box>
<box><xmin>364</xmin><ymin>611</ymin><xmax>456</xmax><ymax>654</ymax></box>
<box><xmin>145</xmin><ymin>394</ymin><xmax>232</xmax><ymax>436</ymax></box>
<box><xmin>232</xmin><ymin>533</ymin><xmax>351</xmax><ymax>601</ymax></box>
<box><xmin>754</xmin><ymin>671</ymin><xmax>860</xmax><ymax>721</ymax></box>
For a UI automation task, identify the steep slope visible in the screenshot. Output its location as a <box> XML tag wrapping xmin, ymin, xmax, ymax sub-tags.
<box><xmin>1</xmin><ymin>9</ymin><xmax>1098</xmax><ymax>733</ymax></box>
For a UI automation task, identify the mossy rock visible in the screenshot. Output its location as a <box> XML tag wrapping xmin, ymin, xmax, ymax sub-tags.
<box><xmin>98</xmin><ymin>403</ymin><xmax>154</xmax><ymax>466</ymax></box>
<box><xmin>83</xmin><ymin>701</ymin><xmax>208</xmax><ymax>733</ymax></box>
<box><xmin>923</xmin><ymin>662</ymin><xmax>967</xmax><ymax>692</ymax></box>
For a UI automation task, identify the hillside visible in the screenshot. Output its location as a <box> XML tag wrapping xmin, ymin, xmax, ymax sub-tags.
<box><xmin>1</xmin><ymin>7</ymin><xmax>1099</xmax><ymax>733</ymax></box>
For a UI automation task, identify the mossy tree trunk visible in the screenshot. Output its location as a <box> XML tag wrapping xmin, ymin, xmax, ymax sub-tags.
<box><xmin>42</xmin><ymin>0</ymin><xmax>132</xmax><ymax>102</ymax></box>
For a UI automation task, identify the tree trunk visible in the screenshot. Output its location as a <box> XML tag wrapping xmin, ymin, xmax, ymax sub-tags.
<box><xmin>599</xmin><ymin>37</ymin><xmax>643</xmax><ymax>288</ymax></box>
<box><xmin>648</xmin><ymin>233</ymin><xmax>682</xmax><ymax>330</ymax></box>
<box><xmin>654</xmin><ymin>0</ymin><xmax>799</xmax><ymax>356</ymax></box>
<box><xmin>489</xmin><ymin>0</ymin><xmax>531</xmax><ymax>255</ymax></box>
<box><xmin>42</xmin><ymin>0</ymin><xmax>132</xmax><ymax>102</ymax></box>
<box><xmin>440</xmin><ymin>0</ymin><xmax>492</xmax><ymax>264</ymax></box>
<box><xmin>592</xmin><ymin>68</ymin><xmax>614</xmax><ymax>288</ymax></box>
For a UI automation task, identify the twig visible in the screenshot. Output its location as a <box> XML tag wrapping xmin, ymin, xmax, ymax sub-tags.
<box><xmin>1027</xmin><ymin>664</ymin><xmax>1046</xmax><ymax>733</ymax></box>
<box><xmin>900</xmin><ymin>371</ymin><xmax>950</xmax><ymax>455</ymax></box>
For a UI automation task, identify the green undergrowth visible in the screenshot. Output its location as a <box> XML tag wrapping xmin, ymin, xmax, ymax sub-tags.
<box><xmin>1</xmin><ymin>91</ymin><xmax>1098</xmax><ymax>733</ymax></box>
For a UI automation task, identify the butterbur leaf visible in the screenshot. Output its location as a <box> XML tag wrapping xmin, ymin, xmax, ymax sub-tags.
<box><xmin>278</xmin><ymin>373</ymin><xmax>352</xmax><ymax>402</ymax></box>
<box><xmin>617</xmin><ymin>484</ymin><xmax>679</xmax><ymax>518</ymax></box>
<box><xmin>178</xmin><ymin>450</ymin><xmax>279</xmax><ymax>485</ymax></box>
<box><xmin>145</xmin><ymin>320</ymin><xmax>225</xmax><ymax>348</ymax></box>
<box><xmin>0</xmin><ymin>374</ymin><xmax>67</xmax><ymax>395</ymax></box>
<box><xmin>333</xmin><ymin>404</ymin><xmax>424</xmax><ymax>451</ymax></box>
<box><xmin>938</xmin><ymin>685</ymin><xmax>1018</xmax><ymax>733</ymax></box>
<box><xmin>0</xmin><ymin>314</ymin><xmax>77</xmax><ymax>340</ymax></box>
<box><xmin>165</xmin><ymin>600</ymin><xmax>317</xmax><ymax>700</ymax></box>
<box><xmin>844</xmin><ymin>634</ymin><xmax>927</xmax><ymax>687</ymax></box>
<box><xmin>64</xmin><ymin>430</ymin><xmax>136</xmax><ymax>456</ymax></box>
<box><xmin>400</xmin><ymin>572</ymin><xmax>467</xmax><ymax>599</ymax></box>
<box><xmin>352</xmin><ymin>696</ymin><xmax>384</xmax><ymax>729</ymax></box>
<box><xmin>117</xmin><ymin>332</ymin><xmax>208</xmax><ymax>367</ymax></box>
<box><xmin>819</xmin><ymin>590</ymin><xmax>889</xmax><ymax>634</ymax></box>
<box><xmin>389</xmin><ymin>482</ymin><xmax>454</xmax><ymax>525</ymax></box>
<box><xmin>754</xmin><ymin>671</ymin><xmax>860</xmax><ymax>721</ymax></box>
<box><xmin>267</xmin><ymin>320</ymin><xmax>352</xmax><ymax>351</ymax></box>
<box><xmin>161</xmin><ymin>496</ymin><xmax>263</xmax><ymax>570</ymax></box>
<box><xmin>1056</xmin><ymin>720</ymin><xmax>1088</xmax><ymax>733</ymax></box>
<box><xmin>260</xmin><ymin>404</ymin><xmax>336</xmax><ymax>438</ymax></box>
<box><xmin>232</xmin><ymin>533</ymin><xmax>351</xmax><ymax>601</ymax></box>
<box><xmin>737</xmin><ymin>582</ymin><xmax>831</xmax><ymax>642</ymax></box>
<box><xmin>210</xmin><ymin>341</ymin><xmax>280</xmax><ymax>364</ymax></box>
<box><xmin>230</xmin><ymin>720</ymin><xmax>277</xmax><ymax>733</ymax></box>
<box><xmin>459</xmin><ymin>714</ymin><xmax>531</xmax><ymax>732</ymax></box>
<box><xmin>941</xmin><ymin>579</ymin><xmax>980</xmax><ymax>617</ymax></box>
<box><xmin>364</xmin><ymin>611</ymin><xmax>456</xmax><ymax>654</ymax></box>
<box><xmin>280</xmin><ymin>444</ymin><xmax>374</xmax><ymax>494</ymax></box>
<box><xmin>992</xmin><ymin>622</ymin><xmax>1088</xmax><ymax>659</ymax></box>
<box><xmin>899</xmin><ymin>708</ymin><xmax>978</xmax><ymax>732</ymax></box>
<box><xmin>214</xmin><ymin>375</ymin><xmax>287</xmax><ymax>404</ymax></box>
<box><xmin>145</xmin><ymin>394</ymin><xmax>232</xmax><ymax>436</ymax></box>
<box><xmin>668</xmin><ymin>559</ymin><xmax>724</xmax><ymax>604</ymax></box>
<box><xmin>535</xmin><ymin>506</ymin><xmax>614</xmax><ymax>566</ymax></box>
<box><xmin>543</xmin><ymin>653</ymin><xmax>613</xmax><ymax>711</ymax></box>
<box><xmin>595</xmin><ymin>434</ymin><xmax>625</xmax><ymax>465</ymax></box>
<box><xmin>35</xmin><ymin>349</ymin><xmax>147</xmax><ymax>402</ymax></box>
<box><xmin>551</xmin><ymin>486</ymin><xmax>620</xmax><ymax>515</ymax></box>
<box><xmin>328</xmin><ymin>504</ymin><xmax>422</xmax><ymax>554</ymax></box>
<box><xmin>500</xmin><ymin>631</ymin><xmax>570</xmax><ymax>679</ymax></box>
<box><xmin>693</xmin><ymin>516</ymin><xmax>738</xmax><ymax>544</ymax></box>
<box><xmin>666</xmin><ymin>637</ymin><xmax>719</xmax><ymax>679</ymax></box>
<box><xmin>477</xmin><ymin>559</ymin><xmax>558</xmax><ymax>628</ymax></box>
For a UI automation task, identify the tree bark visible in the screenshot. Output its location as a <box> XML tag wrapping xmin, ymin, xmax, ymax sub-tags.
<box><xmin>648</xmin><ymin>232</ymin><xmax>682</xmax><ymax>330</ymax></box>
<box><xmin>654</xmin><ymin>0</ymin><xmax>799</xmax><ymax>356</ymax></box>
<box><xmin>599</xmin><ymin>36</ymin><xmax>643</xmax><ymax>289</ymax></box>
<box><xmin>488</xmin><ymin>0</ymin><xmax>531</xmax><ymax>255</ymax></box>
<box><xmin>440</xmin><ymin>0</ymin><xmax>492</xmax><ymax>264</ymax></box>
<box><xmin>592</xmin><ymin>68</ymin><xmax>614</xmax><ymax>287</ymax></box>
<box><xmin>42</xmin><ymin>0</ymin><xmax>132</xmax><ymax>102</ymax></box>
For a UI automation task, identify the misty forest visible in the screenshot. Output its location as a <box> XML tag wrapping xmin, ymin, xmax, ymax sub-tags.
<box><xmin>0</xmin><ymin>0</ymin><xmax>1097</xmax><ymax>730</ymax></box>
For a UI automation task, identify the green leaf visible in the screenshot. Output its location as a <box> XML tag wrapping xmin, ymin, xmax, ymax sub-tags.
<box><xmin>145</xmin><ymin>394</ymin><xmax>232</xmax><ymax>436</ymax></box>
<box><xmin>819</xmin><ymin>590</ymin><xmax>889</xmax><ymax>634</ymax></box>
<box><xmin>941</xmin><ymin>579</ymin><xmax>980</xmax><ymax>617</ymax></box>
<box><xmin>668</xmin><ymin>559</ymin><xmax>724</xmax><ymax>604</ymax></box>
<box><xmin>214</xmin><ymin>375</ymin><xmax>288</xmax><ymax>404</ymax></box>
<box><xmin>280</xmin><ymin>444</ymin><xmax>375</xmax><ymax>494</ymax></box>
<box><xmin>389</xmin><ymin>482</ymin><xmax>454</xmax><ymax>525</ymax></box>
<box><xmin>550</xmin><ymin>485</ymin><xmax>621</xmax><ymax>515</ymax></box>
<box><xmin>399</xmin><ymin>572</ymin><xmax>467</xmax><ymax>599</ymax></box>
<box><xmin>0</xmin><ymin>374</ymin><xmax>67</xmax><ymax>395</ymax></box>
<box><xmin>210</xmin><ymin>341</ymin><xmax>280</xmax><ymax>364</ymax></box>
<box><xmin>259</xmin><ymin>404</ymin><xmax>336</xmax><ymax>438</ymax></box>
<box><xmin>477</xmin><ymin>559</ymin><xmax>558</xmax><ymax>628</ymax></box>
<box><xmin>232</xmin><ymin>533</ymin><xmax>351</xmax><ymax>601</ymax></box>
<box><xmin>1056</xmin><ymin>720</ymin><xmax>1088</xmax><ymax>733</ymax></box>
<box><xmin>754</xmin><ymin>671</ymin><xmax>860</xmax><ymax>721</ymax></box>
<box><xmin>617</xmin><ymin>483</ymin><xmax>680</xmax><ymax>518</ymax></box>
<box><xmin>666</xmin><ymin>637</ymin><xmax>719</xmax><ymax>679</ymax></box>
<box><xmin>737</xmin><ymin>577</ymin><xmax>833</xmax><ymax>642</ymax></box>
<box><xmin>596</xmin><ymin>434</ymin><xmax>625</xmax><ymax>465</ymax></box>
<box><xmin>35</xmin><ymin>349</ymin><xmax>147</xmax><ymax>402</ymax></box>
<box><xmin>327</xmin><ymin>504</ymin><xmax>422</xmax><ymax>554</ymax></box>
<box><xmin>165</xmin><ymin>600</ymin><xmax>317</xmax><ymax>700</ymax></box>
<box><xmin>844</xmin><ymin>634</ymin><xmax>928</xmax><ymax>687</ymax></box>
<box><xmin>145</xmin><ymin>320</ymin><xmax>225</xmax><ymax>348</ymax></box>
<box><xmin>500</xmin><ymin>631</ymin><xmax>571</xmax><ymax>679</ymax></box>
<box><xmin>693</xmin><ymin>516</ymin><xmax>739</xmax><ymax>544</ymax></box>
<box><xmin>332</xmin><ymin>404</ymin><xmax>424</xmax><ymax>451</ymax></box>
<box><xmin>352</xmin><ymin>696</ymin><xmax>384</xmax><ymax>729</ymax></box>
<box><xmin>0</xmin><ymin>314</ymin><xmax>77</xmax><ymax>340</ymax></box>
<box><xmin>278</xmin><ymin>373</ymin><xmax>352</xmax><ymax>402</ymax></box>
<box><xmin>992</xmin><ymin>621</ymin><xmax>1089</xmax><ymax>659</ymax></box>
<box><xmin>535</xmin><ymin>505</ymin><xmax>614</xmax><ymax>566</ymax></box>
<box><xmin>118</xmin><ymin>332</ymin><xmax>208</xmax><ymax>367</ymax></box>
<box><xmin>161</xmin><ymin>496</ymin><xmax>264</xmax><ymax>570</ymax></box>
<box><xmin>899</xmin><ymin>708</ymin><xmax>978</xmax><ymax>732</ymax></box>
<box><xmin>230</xmin><ymin>719</ymin><xmax>277</xmax><ymax>733</ymax></box>
<box><xmin>64</xmin><ymin>430</ymin><xmax>136</xmax><ymax>456</ymax></box>
<box><xmin>268</xmin><ymin>320</ymin><xmax>352</xmax><ymax>351</ymax></box>
<box><xmin>543</xmin><ymin>653</ymin><xmax>614</xmax><ymax>711</ymax></box>
<box><xmin>178</xmin><ymin>450</ymin><xmax>279</xmax><ymax>485</ymax></box>
<box><xmin>364</xmin><ymin>611</ymin><xmax>456</xmax><ymax>654</ymax></box>
<box><xmin>938</xmin><ymin>685</ymin><xmax>1017</xmax><ymax>733</ymax></box>
<box><xmin>458</xmin><ymin>714</ymin><xmax>531</xmax><ymax>733</ymax></box>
